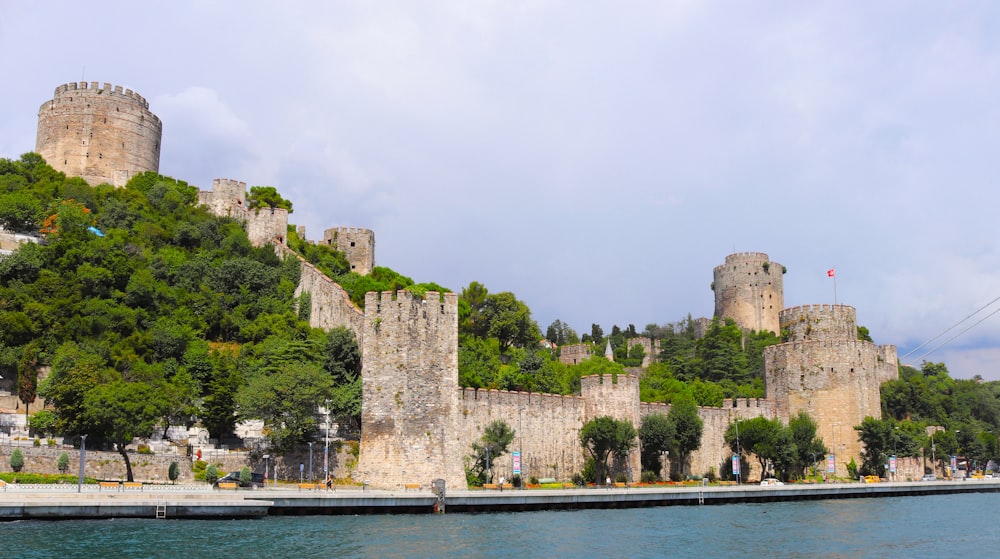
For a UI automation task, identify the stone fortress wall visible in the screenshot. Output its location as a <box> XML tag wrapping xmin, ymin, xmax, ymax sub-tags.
<box><xmin>25</xmin><ymin>81</ymin><xmax>901</xmax><ymax>487</ymax></box>
<box><xmin>713</xmin><ymin>252</ymin><xmax>784</xmax><ymax>334</ymax></box>
<box><xmin>36</xmin><ymin>82</ymin><xmax>162</xmax><ymax>187</ymax></box>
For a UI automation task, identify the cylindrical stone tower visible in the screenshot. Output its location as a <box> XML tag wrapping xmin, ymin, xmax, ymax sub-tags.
<box><xmin>36</xmin><ymin>81</ymin><xmax>162</xmax><ymax>187</ymax></box>
<box><xmin>713</xmin><ymin>252</ymin><xmax>784</xmax><ymax>334</ymax></box>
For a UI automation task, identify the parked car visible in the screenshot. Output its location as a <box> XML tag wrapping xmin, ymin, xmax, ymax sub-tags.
<box><xmin>920</xmin><ymin>474</ymin><xmax>937</xmax><ymax>481</ymax></box>
<box><xmin>760</xmin><ymin>478</ymin><xmax>784</xmax><ymax>486</ymax></box>
<box><xmin>215</xmin><ymin>471</ymin><xmax>265</xmax><ymax>488</ymax></box>
<box><xmin>862</xmin><ymin>475</ymin><xmax>881</xmax><ymax>483</ymax></box>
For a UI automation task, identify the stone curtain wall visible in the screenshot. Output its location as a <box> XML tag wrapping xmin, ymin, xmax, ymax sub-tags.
<box><xmin>36</xmin><ymin>82</ymin><xmax>162</xmax><ymax>187</ymax></box>
<box><xmin>323</xmin><ymin>227</ymin><xmax>375</xmax><ymax>275</ymax></box>
<box><xmin>639</xmin><ymin>399</ymin><xmax>775</xmax><ymax>481</ymax></box>
<box><xmin>355</xmin><ymin>291</ymin><xmax>466</xmax><ymax>489</ymax></box>
<box><xmin>455</xmin><ymin>389</ymin><xmax>586</xmax><ymax>482</ymax></box>
<box><xmin>276</xmin><ymin>244</ymin><xmax>366</xmax><ymax>337</ymax></box>
<box><xmin>713</xmin><ymin>252</ymin><xmax>783</xmax><ymax>334</ymax></box>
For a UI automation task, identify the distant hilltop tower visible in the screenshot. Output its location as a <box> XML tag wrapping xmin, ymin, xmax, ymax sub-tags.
<box><xmin>36</xmin><ymin>81</ymin><xmax>162</xmax><ymax>187</ymax></box>
<box><xmin>713</xmin><ymin>252</ymin><xmax>784</xmax><ymax>334</ymax></box>
<box><xmin>323</xmin><ymin>227</ymin><xmax>375</xmax><ymax>275</ymax></box>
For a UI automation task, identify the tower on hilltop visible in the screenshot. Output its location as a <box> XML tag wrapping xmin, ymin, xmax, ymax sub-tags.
<box><xmin>323</xmin><ymin>227</ymin><xmax>375</xmax><ymax>275</ymax></box>
<box><xmin>713</xmin><ymin>252</ymin><xmax>784</xmax><ymax>334</ymax></box>
<box><xmin>36</xmin><ymin>81</ymin><xmax>162</xmax><ymax>187</ymax></box>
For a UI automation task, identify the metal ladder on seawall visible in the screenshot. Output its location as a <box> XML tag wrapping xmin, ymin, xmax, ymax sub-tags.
<box><xmin>155</xmin><ymin>498</ymin><xmax>167</xmax><ymax>519</ymax></box>
<box><xmin>698</xmin><ymin>489</ymin><xmax>704</xmax><ymax>505</ymax></box>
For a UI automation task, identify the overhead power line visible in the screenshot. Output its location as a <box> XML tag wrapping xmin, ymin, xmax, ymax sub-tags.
<box><xmin>903</xmin><ymin>295</ymin><xmax>1000</xmax><ymax>365</ymax></box>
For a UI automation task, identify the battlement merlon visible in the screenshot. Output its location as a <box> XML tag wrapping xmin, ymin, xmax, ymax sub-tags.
<box><xmin>716</xmin><ymin>251</ymin><xmax>771</xmax><ymax>266</ymax></box>
<box><xmin>364</xmin><ymin>290</ymin><xmax>458</xmax><ymax>318</ymax></box>
<box><xmin>52</xmin><ymin>81</ymin><xmax>153</xmax><ymax>111</ymax></box>
<box><xmin>325</xmin><ymin>226</ymin><xmax>374</xmax><ymax>236</ymax></box>
<box><xmin>780</xmin><ymin>303</ymin><xmax>856</xmax><ymax>316</ymax></box>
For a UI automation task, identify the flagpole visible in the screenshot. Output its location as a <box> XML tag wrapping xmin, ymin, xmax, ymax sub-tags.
<box><xmin>828</xmin><ymin>267</ymin><xmax>837</xmax><ymax>306</ymax></box>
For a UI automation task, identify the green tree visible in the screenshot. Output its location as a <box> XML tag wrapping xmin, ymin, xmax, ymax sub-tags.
<box><xmin>480</xmin><ymin>292</ymin><xmax>541</xmax><ymax>355</ymax></box>
<box><xmin>57</xmin><ymin>452</ymin><xmax>70</xmax><ymax>473</ymax></box>
<box><xmin>29</xmin><ymin>410</ymin><xmax>57</xmax><ymax>438</ymax></box>
<box><xmin>855</xmin><ymin>416</ymin><xmax>894</xmax><ymax>478</ymax></box>
<box><xmin>0</xmin><ymin>190</ymin><xmax>43</xmax><ymax>232</ymax></box>
<box><xmin>235</xmin><ymin>362</ymin><xmax>334</xmax><ymax>452</ymax></box>
<box><xmin>469</xmin><ymin>420</ymin><xmax>516</xmax><ymax>485</ymax></box>
<box><xmin>240</xmin><ymin>465</ymin><xmax>252</xmax><ymax>487</ymax></box>
<box><xmin>725</xmin><ymin>416</ymin><xmax>794</xmax><ymax>480</ymax></box>
<box><xmin>247</xmin><ymin>185</ymin><xmax>293</xmax><ymax>212</ymax></box>
<box><xmin>82</xmin><ymin>381</ymin><xmax>169</xmax><ymax>482</ymax></box>
<box><xmin>788</xmin><ymin>411</ymin><xmax>828</xmax><ymax>478</ymax></box>
<box><xmin>694</xmin><ymin>318</ymin><xmax>748</xmax><ymax>383</ymax></box>
<box><xmin>38</xmin><ymin>343</ymin><xmax>118</xmax><ymax>436</ymax></box>
<box><xmin>667</xmin><ymin>395</ymin><xmax>704</xmax><ymax>477</ymax></box>
<box><xmin>579</xmin><ymin>416</ymin><xmax>637</xmax><ymax>483</ymax></box>
<box><xmin>10</xmin><ymin>448</ymin><xmax>24</xmax><ymax>473</ymax></box>
<box><xmin>205</xmin><ymin>464</ymin><xmax>219</xmax><ymax>484</ymax></box>
<box><xmin>168</xmin><ymin>461</ymin><xmax>180</xmax><ymax>484</ymax></box>
<box><xmin>639</xmin><ymin>413</ymin><xmax>675</xmax><ymax>477</ymax></box>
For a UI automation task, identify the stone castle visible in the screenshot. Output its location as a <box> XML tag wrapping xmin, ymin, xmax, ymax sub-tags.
<box><xmin>19</xmin><ymin>81</ymin><xmax>901</xmax><ymax>485</ymax></box>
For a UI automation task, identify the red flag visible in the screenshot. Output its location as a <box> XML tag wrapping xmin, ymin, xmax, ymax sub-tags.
<box><xmin>827</xmin><ymin>268</ymin><xmax>835</xmax><ymax>277</ymax></box>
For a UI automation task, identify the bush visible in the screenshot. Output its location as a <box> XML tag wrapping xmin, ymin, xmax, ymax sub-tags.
<box><xmin>28</xmin><ymin>410</ymin><xmax>56</xmax><ymax>437</ymax></box>
<box><xmin>205</xmin><ymin>464</ymin><xmax>219</xmax><ymax>484</ymax></box>
<box><xmin>571</xmin><ymin>473</ymin><xmax>585</xmax><ymax>487</ymax></box>
<box><xmin>137</xmin><ymin>444</ymin><xmax>153</xmax><ymax>455</ymax></box>
<box><xmin>33</xmin><ymin>438</ymin><xmax>40</xmax><ymax>447</ymax></box>
<box><xmin>10</xmin><ymin>449</ymin><xmax>24</xmax><ymax>472</ymax></box>
<box><xmin>529</xmin><ymin>476</ymin><xmax>539</xmax><ymax>485</ymax></box>
<box><xmin>640</xmin><ymin>470</ymin><xmax>658</xmax><ymax>483</ymax></box>
<box><xmin>705</xmin><ymin>467</ymin><xmax>717</xmax><ymax>482</ymax></box>
<box><xmin>239</xmin><ymin>466</ymin><xmax>252</xmax><ymax>487</ymax></box>
<box><xmin>511</xmin><ymin>474</ymin><xmax>521</xmax><ymax>488</ymax></box>
<box><xmin>615</xmin><ymin>473</ymin><xmax>628</xmax><ymax>483</ymax></box>
<box><xmin>847</xmin><ymin>458</ymin><xmax>859</xmax><ymax>480</ymax></box>
<box><xmin>57</xmin><ymin>452</ymin><xmax>70</xmax><ymax>473</ymax></box>
<box><xmin>168</xmin><ymin>462</ymin><xmax>179</xmax><ymax>484</ymax></box>
<box><xmin>581</xmin><ymin>457</ymin><xmax>597</xmax><ymax>484</ymax></box>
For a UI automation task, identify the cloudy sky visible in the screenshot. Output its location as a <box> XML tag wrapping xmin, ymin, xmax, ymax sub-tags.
<box><xmin>2</xmin><ymin>1</ymin><xmax>999</xmax><ymax>379</ymax></box>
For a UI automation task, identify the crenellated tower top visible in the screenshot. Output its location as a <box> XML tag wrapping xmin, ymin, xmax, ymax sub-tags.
<box><xmin>712</xmin><ymin>252</ymin><xmax>784</xmax><ymax>334</ymax></box>
<box><xmin>36</xmin><ymin>81</ymin><xmax>162</xmax><ymax>187</ymax></box>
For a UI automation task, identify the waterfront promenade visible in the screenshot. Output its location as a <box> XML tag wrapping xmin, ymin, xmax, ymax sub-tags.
<box><xmin>2</xmin><ymin>478</ymin><xmax>1000</xmax><ymax>519</ymax></box>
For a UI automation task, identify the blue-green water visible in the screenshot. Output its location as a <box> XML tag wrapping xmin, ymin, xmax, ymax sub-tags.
<box><xmin>2</xmin><ymin>493</ymin><xmax>995</xmax><ymax>558</ymax></box>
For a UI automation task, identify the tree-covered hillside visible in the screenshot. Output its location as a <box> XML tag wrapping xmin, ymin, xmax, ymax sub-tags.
<box><xmin>0</xmin><ymin>154</ymin><xmax>381</xmax><ymax>479</ymax></box>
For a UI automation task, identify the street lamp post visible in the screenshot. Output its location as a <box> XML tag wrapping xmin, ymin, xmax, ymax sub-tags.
<box><xmin>308</xmin><ymin>442</ymin><xmax>314</xmax><ymax>483</ymax></box>
<box><xmin>77</xmin><ymin>434</ymin><xmax>87</xmax><ymax>493</ymax></box>
<box><xmin>319</xmin><ymin>406</ymin><xmax>331</xmax><ymax>480</ymax></box>
<box><xmin>263</xmin><ymin>454</ymin><xmax>270</xmax><ymax>488</ymax></box>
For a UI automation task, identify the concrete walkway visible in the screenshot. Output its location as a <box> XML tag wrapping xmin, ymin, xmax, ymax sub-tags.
<box><xmin>2</xmin><ymin>479</ymin><xmax>999</xmax><ymax>519</ymax></box>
